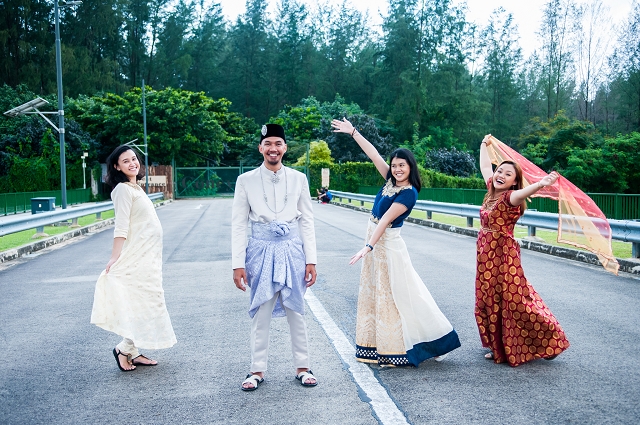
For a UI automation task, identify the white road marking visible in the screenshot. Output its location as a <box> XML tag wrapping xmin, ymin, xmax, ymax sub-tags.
<box><xmin>195</xmin><ymin>204</ymin><xmax>203</xmax><ymax>209</ymax></box>
<box><xmin>305</xmin><ymin>288</ymin><xmax>409</xmax><ymax>425</ymax></box>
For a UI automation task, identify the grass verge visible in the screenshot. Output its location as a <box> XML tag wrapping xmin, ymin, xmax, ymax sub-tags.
<box><xmin>0</xmin><ymin>210</ymin><xmax>115</xmax><ymax>252</ymax></box>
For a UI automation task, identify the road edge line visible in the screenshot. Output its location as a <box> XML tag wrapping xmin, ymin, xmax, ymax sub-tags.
<box><xmin>305</xmin><ymin>288</ymin><xmax>410</xmax><ymax>425</ymax></box>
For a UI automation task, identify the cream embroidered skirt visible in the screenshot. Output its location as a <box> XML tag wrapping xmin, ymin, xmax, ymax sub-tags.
<box><xmin>355</xmin><ymin>220</ymin><xmax>460</xmax><ymax>366</ymax></box>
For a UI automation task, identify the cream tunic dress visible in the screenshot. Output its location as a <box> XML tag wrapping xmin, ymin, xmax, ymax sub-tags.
<box><xmin>91</xmin><ymin>182</ymin><xmax>176</xmax><ymax>349</ymax></box>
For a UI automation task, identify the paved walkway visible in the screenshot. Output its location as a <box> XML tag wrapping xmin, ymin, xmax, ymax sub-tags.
<box><xmin>1</xmin><ymin>199</ymin><xmax>639</xmax><ymax>424</ymax></box>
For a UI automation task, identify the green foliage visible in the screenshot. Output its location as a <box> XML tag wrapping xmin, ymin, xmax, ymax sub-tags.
<box><xmin>272</xmin><ymin>95</ymin><xmax>364</xmax><ymax>142</ymax></box>
<box><xmin>293</xmin><ymin>141</ymin><xmax>333</xmax><ymax>166</ymax></box>
<box><xmin>271</xmin><ymin>102</ymin><xmax>323</xmax><ymax>141</ymax></box>
<box><xmin>518</xmin><ymin>112</ymin><xmax>640</xmax><ymax>193</ymax></box>
<box><xmin>0</xmin><ymin>84</ymin><xmax>97</xmax><ymax>192</ymax></box>
<box><xmin>325</xmin><ymin>114</ymin><xmax>394</xmax><ymax>162</ymax></box>
<box><xmin>67</xmin><ymin>87</ymin><xmax>254</xmax><ymax>166</ymax></box>
<box><xmin>563</xmin><ymin>132</ymin><xmax>640</xmax><ymax>193</ymax></box>
<box><xmin>400</xmin><ymin>122</ymin><xmax>465</xmax><ymax>165</ymax></box>
<box><xmin>419</xmin><ymin>167</ymin><xmax>486</xmax><ymax>189</ymax></box>
<box><xmin>308</xmin><ymin>161</ymin><xmax>385</xmax><ymax>194</ymax></box>
<box><xmin>517</xmin><ymin>112</ymin><xmax>598</xmax><ymax>171</ymax></box>
<box><xmin>308</xmin><ymin>161</ymin><xmax>485</xmax><ymax>194</ymax></box>
<box><xmin>424</xmin><ymin>148</ymin><xmax>477</xmax><ymax>177</ymax></box>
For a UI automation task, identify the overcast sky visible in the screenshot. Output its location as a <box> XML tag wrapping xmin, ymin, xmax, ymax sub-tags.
<box><xmin>215</xmin><ymin>0</ymin><xmax>635</xmax><ymax>58</ymax></box>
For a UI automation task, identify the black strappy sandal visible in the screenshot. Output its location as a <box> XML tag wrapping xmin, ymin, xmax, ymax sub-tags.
<box><xmin>132</xmin><ymin>354</ymin><xmax>158</xmax><ymax>366</ymax></box>
<box><xmin>112</xmin><ymin>348</ymin><xmax>136</xmax><ymax>372</ymax></box>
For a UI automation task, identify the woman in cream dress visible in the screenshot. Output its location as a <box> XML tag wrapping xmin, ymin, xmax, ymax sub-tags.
<box><xmin>91</xmin><ymin>146</ymin><xmax>176</xmax><ymax>372</ymax></box>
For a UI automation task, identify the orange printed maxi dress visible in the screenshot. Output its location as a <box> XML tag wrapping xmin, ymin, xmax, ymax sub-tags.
<box><xmin>475</xmin><ymin>189</ymin><xmax>569</xmax><ymax>367</ymax></box>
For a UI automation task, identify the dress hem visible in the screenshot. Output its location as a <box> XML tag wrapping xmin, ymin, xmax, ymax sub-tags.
<box><xmin>91</xmin><ymin>322</ymin><xmax>177</xmax><ymax>350</ymax></box>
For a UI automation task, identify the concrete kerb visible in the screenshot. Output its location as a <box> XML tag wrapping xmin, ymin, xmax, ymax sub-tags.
<box><xmin>333</xmin><ymin>201</ymin><xmax>640</xmax><ymax>275</ymax></box>
<box><xmin>0</xmin><ymin>199</ymin><xmax>173</xmax><ymax>264</ymax></box>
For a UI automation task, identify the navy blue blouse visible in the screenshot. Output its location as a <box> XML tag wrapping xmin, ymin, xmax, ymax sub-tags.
<box><xmin>371</xmin><ymin>179</ymin><xmax>418</xmax><ymax>228</ymax></box>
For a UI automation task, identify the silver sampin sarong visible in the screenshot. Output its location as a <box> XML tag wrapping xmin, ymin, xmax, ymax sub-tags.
<box><xmin>245</xmin><ymin>220</ymin><xmax>307</xmax><ymax>318</ymax></box>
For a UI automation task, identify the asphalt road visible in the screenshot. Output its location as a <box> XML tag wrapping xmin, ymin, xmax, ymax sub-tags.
<box><xmin>1</xmin><ymin>199</ymin><xmax>639</xmax><ymax>424</ymax></box>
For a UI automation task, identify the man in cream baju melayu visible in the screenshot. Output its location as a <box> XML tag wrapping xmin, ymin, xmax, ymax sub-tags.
<box><xmin>232</xmin><ymin>123</ymin><xmax>318</xmax><ymax>391</ymax></box>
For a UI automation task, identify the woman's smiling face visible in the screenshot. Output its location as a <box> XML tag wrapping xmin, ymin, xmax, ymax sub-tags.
<box><xmin>116</xmin><ymin>149</ymin><xmax>139</xmax><ymax>181</ymax></box>
<box><xmin>391</xmin><ymin>157</ymin><xmax>410</xmax><ymax>185</ymax></box>
<box><xmin>492</xmin><ymin>163</ymin><xmax>516</xmax><ymax>191</ymax></box>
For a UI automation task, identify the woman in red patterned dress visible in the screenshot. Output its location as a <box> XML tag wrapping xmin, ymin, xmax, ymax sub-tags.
<box><xmin>476</xmin><ymin>135</ymin><xmax>570</xmax><ymax>367</ymax></box>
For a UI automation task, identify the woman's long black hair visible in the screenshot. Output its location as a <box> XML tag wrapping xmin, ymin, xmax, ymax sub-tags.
<box><xmin>386</xmin><ymin>148</ymin><xmax>422</xmax><ymax>192</ymax></box>
<box><xmin>105</xmin><ymin>145</ymin><xmax>145</xmax><ymax>187</ymax></box>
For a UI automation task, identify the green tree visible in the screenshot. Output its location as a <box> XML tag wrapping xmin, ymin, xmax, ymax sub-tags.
<box><xmin>60</xmin><ymin>0</ymin><xmax>126</xmax><ymax>96</ymax></box>
<box><xmin>122</xmin><ymin>0</ymin><xmax>152</xmax><ymax>88</ymax></box>
<box><xmin>225</xmin><ymin>0</ymin><xmax>272</xmax><ymax>121</ymax></box>
<box><xmin>326</xmin><ymin>114</ymin><xmax>394</xmax><ymax>162</ymax></box>
<box><xmin>518</xmin><ymin>112</ymin><xmax>600</xmax><ymax>172</ymax></box>
<box><xmin>293</xmin><ymin>141</ymin><xmax>333</xmax><ymax>165</ymax></box>
<box><xmin>67</xmin><ymin>87</ymin><xmax>232</xmax><ymax>166</ymax></box>
<box><xmin>608</xmin><ymin>0</ymin><xmax>640</xmax><ymax>132</ymax></box>
<box><xmin>153</xmin><ymin>0</ymin><xmax>194</xmax><ymax>89</ymax></box>
<box><xmin>538</xmin><ymin>0</ymin><xmax>577</xmax><ymax>120</ymax></box>
<box><xmin>186</xmin><ymin>1</ymin><xmax>228</xmax><ymax>95</ymax></box>
<box><xmin>563</xmin><ymin>132</ymin><xmax>640</xmax><ymax>192</ymax></box>
<box><xmin>480</xmin><ymin>8</ymin><xmax>524</xmax><ymax>138</ymax></box>
<box><xmin>0</xmin><ymin>0</ymin><xmax>54</xmax><ymax>92</ymax></box>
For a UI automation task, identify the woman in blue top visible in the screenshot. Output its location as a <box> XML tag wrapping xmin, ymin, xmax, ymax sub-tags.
<box><xmin>332</xmin><ymin>118</ymin><xmax>461</xmax><ymax>367</ymax></box>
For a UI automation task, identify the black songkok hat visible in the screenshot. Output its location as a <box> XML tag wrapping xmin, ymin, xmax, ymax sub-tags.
<box><xmin>260</xmin><ymin>123</ymin><xmax>286</xmax><ymax>143</ymax></box>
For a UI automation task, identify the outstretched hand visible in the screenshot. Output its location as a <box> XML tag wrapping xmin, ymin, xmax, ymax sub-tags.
<box><xmin>539</xmin><ymin>171</ymin><xmax>560</xmax><ymax>188</ymax></box>
<box><xmin>331</xmin><ymin>118</ymin><xmax>355</xmax><ymax>135</ymax></box>
<box><xmin>349</xmin><ymin>246</ymin><xmax>372</xmax><ymax>265</ymax></box>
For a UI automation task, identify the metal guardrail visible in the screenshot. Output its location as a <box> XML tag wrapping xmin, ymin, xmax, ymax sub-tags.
<box><xmin>331</xmin><ymin>190</ymin><xmax>640</xmax><ymax>258</ymax></box>
<box><xmin>1</xmin><ymin>188</ymin><xmax>92</xmax><ymax>215</ymax></box>
<box><xmin>0</xmin><ymin>192</ymin><xmax>163</xmax><ymax>237</ymax></box>
<box><xmin>358</xmin><ymin>186</ymin><xmax>640</xmax><ymax>220</ymax></box>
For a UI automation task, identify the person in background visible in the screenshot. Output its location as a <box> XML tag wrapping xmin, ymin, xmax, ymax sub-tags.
<box><xmin>317</xmin><ymin>187</ymin><xmax>333</xmax><ymax>203</ymax></box>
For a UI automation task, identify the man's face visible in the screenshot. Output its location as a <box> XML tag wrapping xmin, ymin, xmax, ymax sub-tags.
<box><xmin>259</xmin><ymin>137</ymin><xmax>287</xmax><ymax>166</ymax></box>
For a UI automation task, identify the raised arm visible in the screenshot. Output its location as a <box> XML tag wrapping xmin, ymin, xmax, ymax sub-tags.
<box><xmin>479</xmin><ymin>134</ymin><xmax>494</xmax><ymax>183</ymax></box>
<box><xmin>509</xmin><ymin>172</ymin><xmax>559</xmax><ymax>207</ymax></box>
<box><xmin>331</xmin><ymin>118</ymin><xmax>389</xmax><ymax>179</ymax></box>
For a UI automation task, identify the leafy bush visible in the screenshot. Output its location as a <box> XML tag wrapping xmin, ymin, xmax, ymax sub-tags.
<box><xmin>308</xmin><ymin>161</ymin><xmax>485</xmax><ymax>194</ymax></box>
<box><xmin>424</xmin><ymin>147</ymin><xmax>477</xmax><ymax>177</ymax></box>
<box><xmin>293</xmin><ymin>141</ymin><xmax>333</xmax><ymax>166</ymax></box>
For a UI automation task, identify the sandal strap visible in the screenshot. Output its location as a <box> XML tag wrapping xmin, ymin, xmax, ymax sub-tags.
<box><xmin>242</xmin><ymin>374</ymin><xmax>263</xmax><ymax>388</ymax></box>
<box><xmin>116</xmin><ymin>349</ymin><xmax>133</xmax><ymax>364</ymax></box>
<box><xmin>133</xmin><ymin>354</ymin><xmax>151</xmax><ymax>361</ymax></box>
<box><xmin>297</xmin><ymin>370</ymin><xmax>315</xmax><ymax>384</ymax></box>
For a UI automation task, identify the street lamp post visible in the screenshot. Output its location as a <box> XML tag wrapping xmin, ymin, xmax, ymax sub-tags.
<box><xmin>54</xmin><ymin>0</ymin><xmax>82</xmax><ymax>209</ymax></box>
<box><xmin>81</xmin><ymin>152</ymin><xmax>88</xmax><ymax>189</ymax></box>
